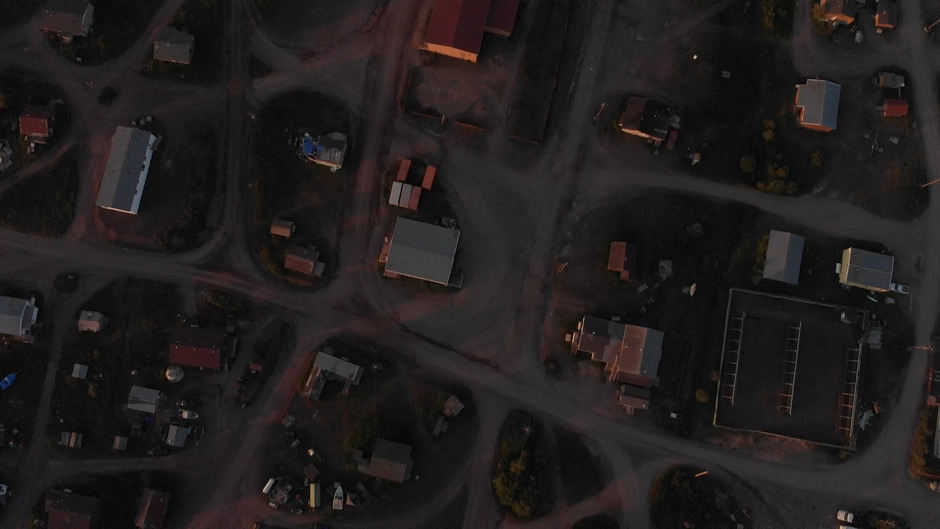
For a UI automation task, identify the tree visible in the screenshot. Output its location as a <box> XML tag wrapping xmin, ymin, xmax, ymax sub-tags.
<box><xmin>762</xmin><ymin>129</ymin><xmax>775</xmax><ymax>141</ymax></box>
<box><xmin>739</xmin><ymin>155</ymin><xmax>757</xmax><ymax>174</ymax></box>
<box><xmin>695</xmin><ymin>389</ymin><xmax>710</xmax><ymax>403</ymax></box>
<box><xmin>88</xmin><ymin>383</ymin><xmax>98</xmax><ymax>399</ymax></box>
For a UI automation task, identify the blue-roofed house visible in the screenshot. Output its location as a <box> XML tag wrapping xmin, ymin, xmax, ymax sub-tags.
<box><xmin>795</xmin><ymin>79</ymin><xmax>841</xmax><ymax>132</ymax></box>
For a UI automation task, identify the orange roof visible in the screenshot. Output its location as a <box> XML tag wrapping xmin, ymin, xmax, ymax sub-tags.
<box><xmin>884</xmin><ymin>99</ymin><xmax>908</xmax><ymax>117</ymax></box>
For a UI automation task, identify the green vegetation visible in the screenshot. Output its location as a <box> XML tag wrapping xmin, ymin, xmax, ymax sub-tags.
<box><xmin>0</xmin><ymin>155</ymin><xmax>78</xmax><ymax>237</ymax></box>
<box><xmin>649</xmin><ymin>466</ymin><xmax>749</xmax><ymax>529</ymax></box>
<box><xmin>492</xmin><ymin>412</ymin><xmax>551</xmax><ymax>519</ymax></box>
<box><xmin>155</xmin><ymin>129</ymin><xmax>218</xmax><ymax>251</ymax></box>
<box><xmin>909</xmin><ymin>410</ymin><xmax>931</xmax><ymax>478</ymax></box>
<box><xmin>0</xmin><ymin>0</ymin><xmax>43</xmax><ymax>30</ymax></box>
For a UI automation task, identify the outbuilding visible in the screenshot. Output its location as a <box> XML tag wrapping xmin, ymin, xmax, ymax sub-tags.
<box><xmin>96</xmin><ymin>127</ymin><xmax>157</xmax><ymax>215</ymax></box>
<box><xmin>838</xmin><ymin>247</ymin><xmax>894</xmax><ymax>292</ymax></box>
<box><xmin>762</xmin><ymin>230</ymin><xmax>804</xmax><ymax>285</ymax></box>
<box><xmin>153</xmin><ymin>27</ymin><xmax>194</xmax><ymax>64</ymax></box>
<box><xmin>78</xmin><ymin>310</ymin><xmax>107</xmax><ymax>332</ymax></box>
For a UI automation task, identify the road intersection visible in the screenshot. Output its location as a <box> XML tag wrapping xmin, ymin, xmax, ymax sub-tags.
<box><xmin>0</xmin><ymin>0</ymin><xmax>938</xmax><ymax>528</ymax></box>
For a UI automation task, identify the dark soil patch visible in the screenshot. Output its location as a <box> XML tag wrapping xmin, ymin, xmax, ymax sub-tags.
<box><xmin>649</xmin><ymin>466</ymin><xmax>751</xmax><ymax>529</ymax></box>
<box><xmin>555</xmin><ymin>427</ymin><xmax>606</xmax><ymax>505</ymax></box>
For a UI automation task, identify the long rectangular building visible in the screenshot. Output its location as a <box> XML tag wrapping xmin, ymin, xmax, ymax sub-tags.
<box><xmin>96</xmin><ymin>127</ymin><xmax>157</xmax><ymax>215</ymax></box>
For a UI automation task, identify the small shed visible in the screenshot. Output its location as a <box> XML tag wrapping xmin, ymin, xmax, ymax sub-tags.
<box><xmin>58</xmin><ymin>431</ymin><xmax>83</xmax><ymax>448</ymax></box>
<box><xmin>113</xmin><ymin>435</ymin><xmax>128</xmax><ymax>451</ymax></box>
<box><xmin>285</xmin><ymin>245</ymin><xmax>326</xmax><ymax>277</ymax></box>
<box><xmin>270</xmin><ymin>219</ymin><xmax>295</xmax><ymax>238</ymax></box>
<box><xmin>71</xmin><ymin>363</ymin><xmax>88</xmax><ymax>380</ymax></box>
<box><xmin>878</xmin><ymin>72</ymin><xmax>905</xmax><ymax>89</ymax></box>
<box><xmin>153</xmin><ymin>27</ymin><xmax>195</xmax><ymax>64</ymax></box>
<box><xmin>396</xmin><ymin>159</ymin><xmax>411</xmax><ymax>182</ymax></box>
<box><xmin>874</xmin><ymin>1</ymin><xmax>897</xmax><ymax>30</ymax></box>
<box><xmin>19</xmin><ymin>104</ymin><xmax>54</xmax><ymax>143</ymax></box>
<box><xmin>127</xmin><ymin>386</ymin><xmax>163</xmax><ymax>414</ymax></box>
<box><xmin>166</xmin><ymin>424</ymin><xmax>190</xmax><ymax>447</ymax></box>
<box><xmin>422</xmin><ymin>166</ymin><xmax>437</xmax><ymax>190</ymax></box>
<box><xmin>884</xmin><ymin>99</ymin><xmax>908</xmax><ymax>117</ymax></box>
<box><xmin>77</xmin><ymin>310</ymin><xmax>107</xmax><ymax>332</ymax></box>
<box><xmin>762</xmin><ymin>230</ymin><xmax>805</xmax><ymax>285</ymax></box>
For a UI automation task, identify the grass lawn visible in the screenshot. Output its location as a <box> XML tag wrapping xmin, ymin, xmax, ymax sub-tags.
<box><xmin>49</xmin><ymin>279</ymin><xmax>182</xmax><ymax>454</ymax></box>
<box><xmin>0</xmin><ymin>1</ymin><xmax>43</xmax><ymax>30</ymax></box>
<box><xmin>0</xmin><ymin>154</ymin><xmax>78</xmax><ymax>237</ymax></box>
<box><xmin>143</xmin><ymin>0</ymin><xmax>224</xmax><ymax>82</ymax></box>
<box><xmin>0</xmin><ymin>341</ymin><xmax>47</xmax><ymax>443</ymax></box>
<box><xmin>50</xmin><ymin>0</ymin><xmax>165</xmax><ymax>64</ymax></box>
<box><xmin>154</xmin><ymin>128</ymin><xmax>219</xmax><ymax>251</ymax></box>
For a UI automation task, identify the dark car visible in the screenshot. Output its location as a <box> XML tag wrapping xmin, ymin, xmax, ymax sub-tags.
<box><xmin>176</xmin><ymin>397</ymin><xmax>197</xmax><ymax>408</ymax></box>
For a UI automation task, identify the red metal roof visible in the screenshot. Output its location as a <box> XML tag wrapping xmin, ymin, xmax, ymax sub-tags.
<box><xmin>169</xmin><ymin>327</ymin><xmax>224</xmax><ymax>370</ymax></box>
<box><xmin>134</xmin><ymin>489</ymin><xmax>171</xmax><ymax>529</ymax></box>
<box><xmin>485</xmin><ymin>0</ymin><xmax>520</xmax><ymax>36</ymax></box>
<box><xmin>425</xmin><ymin>0</ymin><xmax>493</xmax><ymax>56</ymax></box>
<box><xmin>45</xmin><ymin>490</ymin><xmax>100</xmax><ymax>529</ymax></box>
<box><xmin>884</xmin><ymin>99</ymin><xmax>908</xmax><ymax>117</ymax></box>
<box><xmin>20</xmin><ymin>105</ymin><xmax>51</xmax><ymax>138</ymax></box>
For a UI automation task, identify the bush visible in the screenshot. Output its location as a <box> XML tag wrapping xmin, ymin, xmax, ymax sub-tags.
<box><xmin>694</xmin><ymin>389</ymin><xmax>710</xmax><ymax>403</ymax></box>
<box><xmin>739</xmin><ymin>155</ymin><xmax>756</xmax><ymax>174</ymax></box>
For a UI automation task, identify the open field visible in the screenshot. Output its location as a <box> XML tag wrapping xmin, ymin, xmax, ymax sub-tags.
<box><xmin>0</xmin><ymin>154</ymin><xmax>78</xmax><ymax>237</ymax></box>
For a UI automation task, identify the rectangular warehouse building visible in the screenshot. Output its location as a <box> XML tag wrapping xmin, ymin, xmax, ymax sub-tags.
<box><xmin>96</xmin><ymin>127</ymin><xmax>157</xmax><ymax>215</ymax></box>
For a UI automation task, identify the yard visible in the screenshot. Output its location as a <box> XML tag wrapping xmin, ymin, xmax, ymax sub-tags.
<box><xmin>250</xmin><ymin>91</ymin><xmax>354</xmax><ymax>284</ymax></box>
<box><xmin>0</xmin><ymin>154</ymin><xmax>78</xmax><ymax>237</ymax></box>
<box><xmin>48</xmin><ymin>278</ymin><xmax>183</xmax><ymax>455</ymax></box>
<box><xmin>260</xmin><ymin>335</ymin><xmax>478</xmax><ymax>519</ymax></box>
<box><xmin>47</xmin><ymin>0</ymin><xmax>164</xmax><ymax>64</ymax></box>
<box><xmin>143</xmin><ymin>0</ymin><xmax>225</xmax><ymax>82</ymax></box>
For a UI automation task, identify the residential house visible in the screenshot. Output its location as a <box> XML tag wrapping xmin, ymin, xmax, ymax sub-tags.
<box><xmin>618</xmin><ymin>97</ymin><xmax>679</xmax><ymax>145</ymax></box>
<box><xmin>153</xmin><ymin>27</ymin><xmax>194</xmax><ymax>65</ymax></box>
<box><xmin>19</xmin><ymin>104</ymin><xmax>54</xmax><ymax>144</ymax></box>
<box><xmin>878</xmin><ymin>72</ymin><xmax>905</xmax><ymax>89</ymax></box>
<box><xmin>77</xmin><ymin>310</ymin><xmax>107</xmax><ymax>332</ymax></box>
<box><xmin>359</xmin><ymin>439</ymin><xmax>414</xmax><ymax>483</ymax></box>
<box><xmin>762</xmin><ymin>230</ymin><xmax>805</xmax><ymax>285</ymax></box>
<box><xmin>96</xmin><ymin>127</ymin><xmax>157</xmax><ymax>215</ymax></box>
<box><xmin>421</xmin><ymin>0</ymin><xmax>520</xmax><ymax>62</ymax></box>
<box><xmin>166</xmin><ymin>424</ymin><xmax>190</xmax><ymax>447</ymax></box>
<box><xmin>607</xmin><ymin>241</ymin><xmax>638</xmax><ymax>281</ymax></box>
<box><xmin>381</xmin><ymin>217</ymin><xmax>461</xmax><ymax>287</ymax></box>
<box><xmin>285</xmin><ymin>245</ymin><xmax>326</xmax><ymax>277</ymax></box>
<box><xmin>572</xmin><ymin>316</ymin><xmax>664</xmax><ymax>410</ymax></box>
<box><xmin>302</xmin><ymin>132</ymin><xmax>347</xmax><ymax>171</ymax></box>
<box><xmin>838</xmin><ymin>247</ymin><xmax>894</xmax><ymax>292</ymax></box>
<box><xmin>270</xmin><ymin>219</ymin><xmax>295</xmax><ymax>238</ymax></box>
<box><xmin>874</xmin><ymin>1</ymin><xmax>897</xmax><ymax>31</ymax></box>
<box><xmin>795</xmin><ymin>79</ymin><xmax>841</xmax><ymax>132</ymax></box>
<box><xmin>134</xmin><ymin>488</ymin><xmax>171</xmax><ymax>529</ymax></box>
<box><xmin>40</xmin><ymin>0</ymin><xmax>95</xmax><ymax>41</ymax></box>
<box><xmin>303</xmin><ymin>350</ymin><xmax>363</xmax><ymax>400</ymax></box>
<box><xmin>127</xmin><ymin>386</ymin><xmax>163</xmax><ymax>414</ymax></box>
<box><xmin>169</xmin><ymin>326</ymin><xmax>225</xmax><ymax>370</ymax></box>
<box><xmin>45</xmin><ymin>489</ymin><xmax>100</xmax><ymax>529</ymax></box>
<box><xmin>0</xmin><ymin>295</ymin><xmax>39</xmax><ymax>339</ymax></box>
<box><xmin>883</xmin><ymin>99</ymin><xmax>908</xmax><ymax>117</ymax></box>
<box><xmin>820</xmin><ymin>0</ymin><xmax>856</xmax><ymax>25</ymax></box>
<box><xmin>113</xmin><ymin>435</ymin><xmax>128</xmax><ymax>451</ymax></box>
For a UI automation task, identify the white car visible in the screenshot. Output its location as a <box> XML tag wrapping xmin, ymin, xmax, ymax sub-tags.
<box><xmin>837</xmin><ymin>510</ymin><xmax>855</xmax><ymax>523</ymax></box>
<box><xmin>889</xmin><ymin>283</ymin><xmax>910</xmax><ymax>294</ymax></box>
<box><xmin>179</xmin><ymin>409</ymin><xmax>199</xmax><ymax>420</ymax></box>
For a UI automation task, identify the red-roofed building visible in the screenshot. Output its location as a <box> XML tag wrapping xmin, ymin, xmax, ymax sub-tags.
<box><xmin>884</xmin><ymin>99</ymin><xmax>908</xmax><ymax>117</ymax></box>
<box><xmin>45</xmin><ymin>490</ymin><xmax>100</xmax><ymax>529</ymax></box>
<box><xmin>135</xmin><ymin>488</ymin><xmax>171</xmax><ymax>529</ymax></box>
<box><xmin>20</xmin><ymin>104</ymin><xmax>54</xmax><ymax>143</ymax></box>
<box><xmin>422</xmin><ymin>0</ymin><xmax>520</xmax><ymax>62</ymax></box>
<box><xmin>169</xmin><ymin>326</ymin><xmax>225</xmax><ymax>370</ymax></box>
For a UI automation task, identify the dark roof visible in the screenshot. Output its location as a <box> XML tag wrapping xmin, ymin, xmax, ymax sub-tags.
<box><xmin>45</xmin><ymin>490</ymin><xmax>100</xmax><ymax>529</ymax></box>
<box><xmin>41</xmin><ymin>0</ymin><xmax>90</xmax><ymax>36</ymax></box>
<box><xmin>822</xmin><ymin>0</ymin><xmax>856</xmax><ymax>17</ymax></box>
<box><xmin>19</xmin><ymin>105</ymin><xmax>52</xmax><ymax>138</ymax></box>
<box><xmin>607</xmin><ymin>241</ymin><xmax>638</xmax><ymax>279</ymax></box>
<box><xmin>134</xmin><ymin>489</ymin><xmax>171</xmax><ymax>529</ymax></box>
<box><xmin>425</xmin><ymin>0</ymin><xmax>492</xmax><ymax>56</ymax></box>
<box><xmin>618</xmin><ymin>97</ymin><xmax>673</xmax><ymax>141</ymax></box>
<box><xmin>153</xmin><ymin>27</ymin><xmax>194</xmax><ymax>64</ymax></box>
<box><xmin>485</xmin><ymin>0</ymin><xmax>519</xmax><ymax>35</ymax></box>
<box><xmin>169</xmin><ymin>327</ymin><xmax>225</xmax><ymax>370</ymax></box>
<box><xmin>363</xmin><ymin>439</ymin><xmax>412</xmax><ymax>483</ymax></box>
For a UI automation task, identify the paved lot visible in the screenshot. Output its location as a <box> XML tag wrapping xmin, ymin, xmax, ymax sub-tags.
<box><xmin>0</xmin><ymin>0</ymin><xmax>939</xmax><ymax>528</ymax></box>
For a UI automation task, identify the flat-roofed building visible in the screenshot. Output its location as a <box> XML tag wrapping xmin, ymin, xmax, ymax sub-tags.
<box><xmin>96</xmin><ymin>127</ymin><xmax>157</xmax><ymax>215</ymax></box>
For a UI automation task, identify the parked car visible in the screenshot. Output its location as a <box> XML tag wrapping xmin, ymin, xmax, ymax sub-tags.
<box><xmin>179</xmin><ymin>409</ymin><xmax>199</xmax><ymax>420</ymax></box>
<box><xmin>176</xmin><ymin>397</ymin><xmax>197</xmax><ymax>407</ymax></box>
<box><xmin>889</xmin><ymin>283</ymin><xmax>911</xmax><ymax>294</ymax></box>
<box><xmin>837</xmin><ymin>510</ymin><xmax>855</xmax><ymax>523</ymax></box>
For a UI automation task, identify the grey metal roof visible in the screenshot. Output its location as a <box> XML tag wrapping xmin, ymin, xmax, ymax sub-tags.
<box><xmin>166</xmin><ymin>425</ymin><xmax>189</xmax><ymax>447</ymax></box>
<box><xmin>796</xmin><ymin>80</ymin><xmax>841</xmax><ymax>130</ymax></box>
<box><xmin>385</xmin><ymin>218</ymin><xmax>460</xmax><ymax>285</ymax></box>
<box><xmin>313</xmin><ymin>351</ymin><xmax>362</xmax><ymax>384</ymax></box>
<box><xmin>363</xmin><ymin>439</ymin><xmax>412</xmax><ymax>483</ymax></box>
<box><xmin>127</xmin><ymin>385</ymin><xmax>161</xmax><ymax>414</ymax></box>
<box><xmin>840</xmin><ymin>248</ymin><xmax>894</xmax><ymax>291</ymax></box>
<box><xmin>97</xmin><ymin>127</ymin><xmax>155</xmax><ymax>213</ymax></box>
<box><xmin>0</xmin><ymin>296</ymin><xmax>29</xmax><ymax>337</ymax></box>
<box><xmin>763</xmin><ymin>230</ymin><xmax>805</xmax><ymax>285</ymax></box>
<box><xmin>153</xmin><ymin>27</ymin><xmax>194</xmax><ymax>64</ymax></box>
